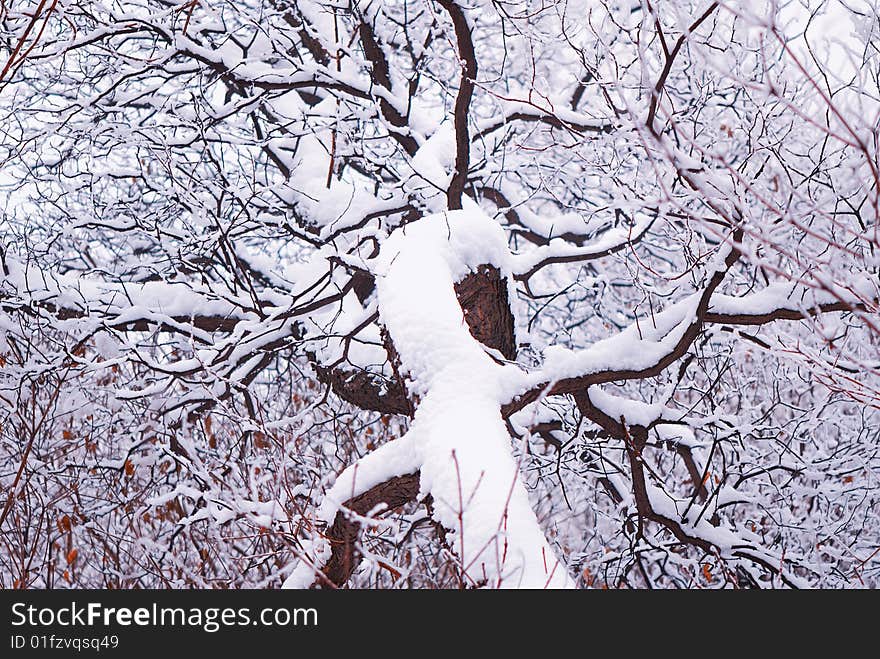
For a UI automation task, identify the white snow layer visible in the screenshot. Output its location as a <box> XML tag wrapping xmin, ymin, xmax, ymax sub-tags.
<box><xmin>284</xmin><ymin>209</ymin><xmax>573</xmax><ymax>589</ymax></box>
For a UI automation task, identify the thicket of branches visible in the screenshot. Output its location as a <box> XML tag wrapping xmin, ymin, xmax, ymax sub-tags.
<box><xmin>1</xmin><ymin>0</ymin><xmax>878</xmax><ymax>588</ymax></box>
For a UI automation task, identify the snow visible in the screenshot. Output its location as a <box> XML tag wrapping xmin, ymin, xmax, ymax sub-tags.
<box><xmin>587</xmin><ymin>386</ymin><xmax>670</xmax><ymax>428</ymax></box>
<box><xmin>474</xmin><ymin>97</ymin><xmax>611</xmax><ymax>138</ymax></box>
<box><xmin>514</xmin><ymin>246</ymin><xmax>878</xmax><ymax>403</ymax></box>
<box><xmin>316</xmin><ymin>432</ymin><xmax>422</xmax><ymax>523</ymax></box>
<box><xmin>273</xmin><ymin>130</ymin><xmax>371</xmax><ymax>232</ymax></box>
<box><xmin>536</xmin><ymin>293</ymin><xmax>701</xmax><ymax>384</ymax></box>
<box><xmin>270</xmin><ymin>126</ymin><xmax>407</xmax><ymax>237</ymax></box>
<box><xmin>510</xmin><ymin>213</ymin><xmax>655</xmax><ymax>275</ymax></box>
<box><xmin>3</xmin><ymin>0</ymin><xmax>874</xmax><ymax>592</ymax></box>
<box><xmin>287</xmin><ymin>209</ymin><xmax>573</xmax><ymax>588</ymax></box>
<box><xmin>282</xmin><ymin>539</ymin><xmax>333</xmax><ymax>590</ymax></box>
<box><xmin>406</xmin><ymin>124</ymin><xmax>456</xmax><ymax>207</ymax></box>
<box><xmin>708</xmin><ymin>274</ymin><xmax>878</xmax><ymax>318</ymax></box>
<box><xmin>2</xmin><ymin>257</ymin><xmax>252</xmax><ymax>328</ymax></box>
<box><xmin>655</xmin><ymin>423</ymin><xmax>699</xmax><ymax>448</ymax></box>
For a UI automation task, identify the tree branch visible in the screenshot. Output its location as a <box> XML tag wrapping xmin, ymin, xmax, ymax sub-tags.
<box><xmin>437</xmin><ymin>0</ymin><xmax>477</xmax><ymax>210</ymax></box>
<box><xmin>317</xmin><ymin>472</ymin><xmax>421</xmax><ymax>587</ymax></box>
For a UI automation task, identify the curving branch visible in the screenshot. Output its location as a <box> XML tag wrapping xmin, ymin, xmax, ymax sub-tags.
<box><xmin>317</xmin><ymin>472</ymin><xmax>421</xmax><ymax>588</ymax></box>
<box><xmin>505</xmin><ymin>228</ymin><xmax>743</xmax><ymax>415</ymax></box>
<box><xmin>473</xmin><ymin>108</ymin><xmax>614</xmax><ymax>142</ymax></box>
<box><xmin>511</xmin><ymin>215</ymin><xmax>656</xmax><ymax>283</ymax></box>
<box><xmin>705</xmin><ymin>300</ymin><xmax>872</xmax><ymax>325</ymax></box>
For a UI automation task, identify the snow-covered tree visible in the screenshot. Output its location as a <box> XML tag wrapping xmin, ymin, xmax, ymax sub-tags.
<box><xmin>1</xmin><ymin>0</ymin><xmax>878</xmax><ymax>588</ymax></box>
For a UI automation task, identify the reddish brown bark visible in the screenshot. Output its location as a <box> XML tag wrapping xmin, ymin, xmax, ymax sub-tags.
<box><xmin>318</xmin><ymin>472</ymin><xmax>421</xmax><ymax>588</ymax></box>
<box><xmin>454</xmin><ymin>264</ymin><xmax>517</xmax><ymax>360</ymax></box>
